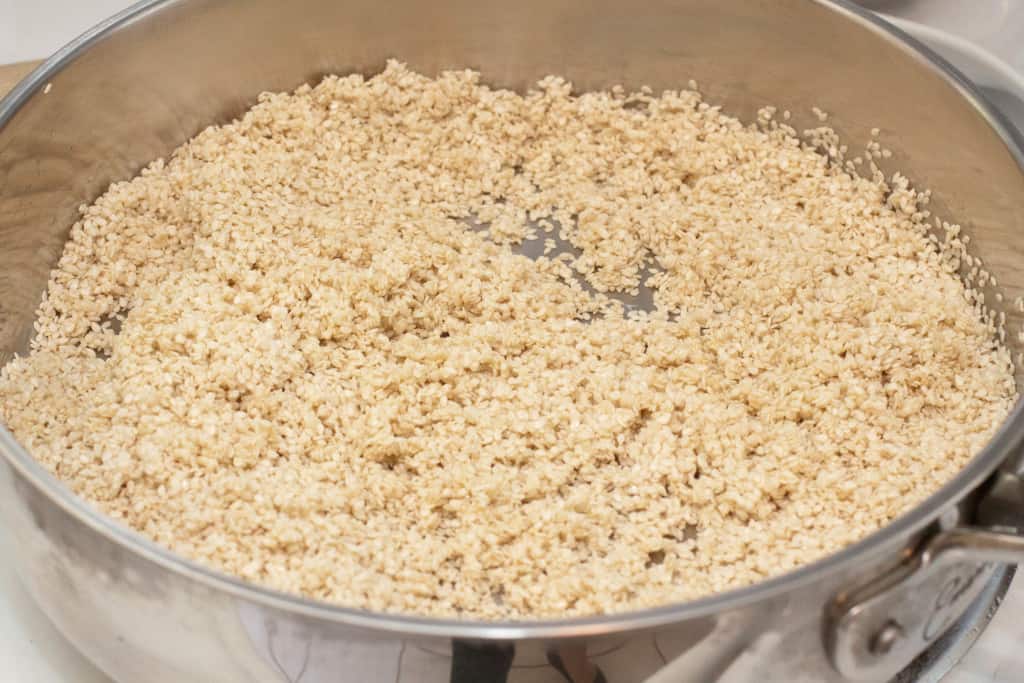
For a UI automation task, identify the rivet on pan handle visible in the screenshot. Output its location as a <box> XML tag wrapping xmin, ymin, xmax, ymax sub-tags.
<box><xmin>826</xmin><ymin>471</ymin><xmax>1024</xmax><ymax>681</ymax></box>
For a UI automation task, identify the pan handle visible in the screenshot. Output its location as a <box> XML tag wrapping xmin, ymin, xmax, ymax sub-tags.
<box><xmin>826</xmin><ymin>469</ymin><xmax>1024</xmax><ymax>681</ymax></box>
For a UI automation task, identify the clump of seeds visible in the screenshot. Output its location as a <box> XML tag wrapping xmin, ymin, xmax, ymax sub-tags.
<box><xmin>0</xmin><ymin>62</ymin><xmax>1016</xmax><ymax>619</ymax></box>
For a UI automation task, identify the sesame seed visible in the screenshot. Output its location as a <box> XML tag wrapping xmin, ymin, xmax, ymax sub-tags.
<box><xmin>0</xmin><ymin>62</ymin><xmax>1013</xmax><ymax>620</ymax></box>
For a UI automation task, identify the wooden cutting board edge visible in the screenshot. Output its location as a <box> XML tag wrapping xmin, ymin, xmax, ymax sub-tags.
<box><xmin>0</xmin><ymin>61</ymin><xmax>45</xmax><ymax>99</ymax></box>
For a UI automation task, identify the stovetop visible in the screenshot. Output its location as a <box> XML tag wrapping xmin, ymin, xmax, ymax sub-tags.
<box><xmin>1</xmin><ymin>1</ymin><xmax>1023</xmax><ymax>681</ymax></box>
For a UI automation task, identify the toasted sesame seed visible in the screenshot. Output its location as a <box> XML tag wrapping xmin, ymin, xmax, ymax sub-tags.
<box><xmin>0</xmin><ymin>62</ymin><xmax>1014</xmax><ymax>620</ymax></box>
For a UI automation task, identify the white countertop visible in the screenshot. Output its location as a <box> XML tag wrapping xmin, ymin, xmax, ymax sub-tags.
<box><xmin>1</xmin><ymin>1</ymin><xmax>1022</xmax><ymax>681</ymax></box>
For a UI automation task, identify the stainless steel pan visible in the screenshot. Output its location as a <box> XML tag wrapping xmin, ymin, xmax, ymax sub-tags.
<box><xmin>3</xmin><ymin>1</ymin><xmax>1024</xmax><ymax>681</ymax></box>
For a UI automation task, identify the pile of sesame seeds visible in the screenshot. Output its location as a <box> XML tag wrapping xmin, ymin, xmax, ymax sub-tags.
<box><xmin>0</xmin><ymin>62</ymin><xmax>1016</xmax><ymax>619</ymax></box>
